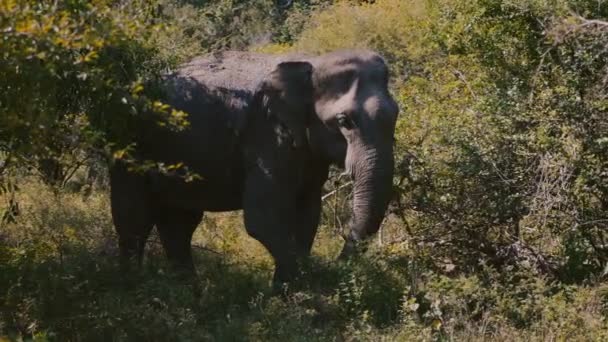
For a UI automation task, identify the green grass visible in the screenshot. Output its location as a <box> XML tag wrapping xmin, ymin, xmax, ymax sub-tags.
<box><xmin>1</xmin><ymin>181</ymin><xmax>608</xmax><ymax>341</ymax></box>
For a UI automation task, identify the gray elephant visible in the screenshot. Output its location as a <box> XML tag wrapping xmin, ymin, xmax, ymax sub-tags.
<box><xmin>109</xmin><ymin>50</ymin><xmax>399</xmax><ymax>285</ymax></box>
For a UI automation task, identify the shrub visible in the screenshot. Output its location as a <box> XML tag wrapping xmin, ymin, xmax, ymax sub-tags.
<box><xmin>3</xmin><ymin>0</ymin><xmax>608</xmax><ymax>340</ymax></box>
<box><xmin>293</xmin><ymin>0</ymin><xmax>608</xmax><ymax>282</ymax></box>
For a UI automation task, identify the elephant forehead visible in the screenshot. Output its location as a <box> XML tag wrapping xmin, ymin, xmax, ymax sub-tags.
<box><xmin>313</xmin><ymin>55</ymin><xmax>388</xmax><ymax>108</ymax></box>
<box><xmin>313</xmin><ymin>50</ymin><xmax>387</xmax><ymax>82</ymax></box>
<box><xmin>313</xmin><ymin>49</ymin><xmax>386</xmax><ymax>67</ymax></box>
<box><xmin>313</xmin><ymin>75</ymin><xmax>391</xmax><ymax>117</ymax></box>
<box><xmin>314</xmin><ymin>90</ymin><xmax>393</xmax><ymax>122</ymax></box>
<box><xmin>314</xmin><ymin>79</ymin><xmax>358</xmax><ymax>116</ymax></box>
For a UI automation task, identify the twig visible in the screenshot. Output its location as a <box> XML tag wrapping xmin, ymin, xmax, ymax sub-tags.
<box><xmin>576</xmin><ymin>219</ymin><xmax>608</xmax><ymax>227</ymax></box>
<box><xmin>321</xmin><ymin>181</ymin><xmax>353</xmax><ymax>201</ymax></box>
<box><xmin>61</xmin><ymin>158</ymin><xmax>88</xmax><ymax>188</ymax></box>
<box><xmin>0</xmin><ymin>148</ymin><xmax>13</xmax><ymax>177</ymax></box>
<box><xmin>191</xmin><ymin>243</ymin><xmax>224</xmax><ymax>256</ymax></box>
<box><xmin>577</xmin><ymin>18</ymin><xmax>608</xmax><ymax>28</ymax></box>
<box><xmin>528</xmin><ymin>47</ymin><xmax>554</xmax><ymax>103</ymax></box>
<box><xmin>452</xmin><ymin>69</ymin><xmax>477</xmax><ymax>99</ymax></box>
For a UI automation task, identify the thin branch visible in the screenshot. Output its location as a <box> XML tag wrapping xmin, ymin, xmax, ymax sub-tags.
<box><xmin>321</xmin><ymin>181</ymin><xmax>353</xmax><ymax>201</ymax></box>
<box><xmin>577</xmin><ymin>18</ymin><xmax>608</xmax><ymax>28</ymax></box>
<box><xmin>191</xmin><ymin>243</ymin><xmax>224</xmax><ymax>256</ymax></box>
<box><xmin>452</xmin><ymin>69</ymin><xmax>477</xmax><ymax>99</ymax></box>
<box><xmin>576</xmin><ymin>219</ymin><xmax>608</xmax><ymax>228</ymax></box>
<box><xmin>60</xmin><ymin>158</ymin><xmax>88</xmax><ymax>187</ymax></box>
<box><xmin>528</xmin><ymin>47</ymin><xmax>554</xmax><ymax>103</ymax></box>
<box><xmin>0</xmin><ymin>149</ymin><xmax>13</xmax><ymax>177</ymax></box>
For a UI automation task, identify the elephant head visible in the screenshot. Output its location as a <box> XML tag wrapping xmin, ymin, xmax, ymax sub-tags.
<box><xmin>259</xmin><ymin>50</ymin><xmax>399</xmax><ymax>257</ymax></box>
<box><xmin>310</xmin><ymin>51</ymin><xmax>398</xmax><ymax>255</ymax></box>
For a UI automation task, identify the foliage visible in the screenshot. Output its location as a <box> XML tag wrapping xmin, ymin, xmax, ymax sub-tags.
<box><xmin>0</xmin><ymin>0</ymin><xmax>334</xmax><ymax>187</ymax></box>
<box><xmin>155</xmin><ymin>0</ymin><xmax>277</xmax><ymax>58</ymax></box>
<box><xmin>2</xmin><ymin>0</ymin><xmax>608</xmax><ymax>340</ymax></box>
<box><xmin>154</xmin><ymin>0</ymin><xmax>336</xmax><ymax>58</ymax></box>
<box><xmin>2</xmin><ymin>181</ymin><xmax>608</xmax><ymax>340</ymax></box>
<box><xmin>295</xmin><ymin>0</ymin><xmax>608</xmax><ymax>282</ymax></box>
<box><xmin>0</xmin><ymin>0</ymin><xmax>190</xmax><ymax>189</ymax></box>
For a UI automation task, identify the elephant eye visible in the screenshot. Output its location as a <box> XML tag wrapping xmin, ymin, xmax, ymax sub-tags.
<box><xmin>336</xmin><ymin>113</ymin><xmax>353</xmax><ymax>130</ymax></box>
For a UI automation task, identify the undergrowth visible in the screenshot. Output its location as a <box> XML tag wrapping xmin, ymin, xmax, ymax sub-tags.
<box><xmin>1</xmin><ymin>182</ymin><xmax>608</xmax><ymax>341</ymax></box>
<box><xmin>3</xmin><ymin>0</ymin><xmax>608</xmax><ymax>340</ymax></box>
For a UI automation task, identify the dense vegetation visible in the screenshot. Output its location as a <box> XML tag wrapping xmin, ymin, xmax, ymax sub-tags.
<box><xmin>1</xmin><ymin>0</ymin><xmax>608</xmax><ymax>340</ymax></box>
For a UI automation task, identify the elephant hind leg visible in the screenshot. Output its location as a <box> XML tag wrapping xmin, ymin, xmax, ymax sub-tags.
<box><xmin>117</xmin><ymin>224</ymin><xmax>154</xmax><ymax>270</ymax></box>
<box><xmin>110</xmin><ymin>167</ymin><xmax>154</xmax><ymax>271</ymax></box>
<box><xmin>155</xmin><ymin>207</ymin><xmax>204</xmax><ymax>275</ymax></box>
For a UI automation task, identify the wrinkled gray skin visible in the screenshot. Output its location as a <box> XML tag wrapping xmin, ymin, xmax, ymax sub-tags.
<box><xmin>110</xmin><ymin>50</ymin><xmax>398</xmax><ymax>285</ymax></box>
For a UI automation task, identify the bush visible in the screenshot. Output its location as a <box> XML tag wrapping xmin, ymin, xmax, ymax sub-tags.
<box><xmin>3</xmin><ymin>0</ymin><xmax>608</xmax><ymax>340</ymax></box>
<box><xmin>2</xmin><ymin>178</ymin><xmax>608</xmax><ymax>341</ymax></box>
<box><xmin>293</xmin><ymin>0</ymin><xmax>608</xmax><ymax>283</ymax></box>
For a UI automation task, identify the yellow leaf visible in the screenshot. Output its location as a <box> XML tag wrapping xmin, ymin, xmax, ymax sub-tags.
<box><xmin>63</xmin><ymin>226</ymin><xmax>77</xmax><ymax>239</ymax></box>
<box><xmin>83</xmin><ymin>50</ymin><xmax>98</xmax><ymax>62</ymax></box>
<box><xmin>54</xmin><ymin>37</ymin><xmax>69</xmax><ymax>47</ymax></box>
<box><xmin>431</xmin><ymin>319</ymin><xmax>442</xmax><ymax>330</ymax></box>
<box><xmin>0</xmin><ymin>0</ymin><xmax>17</xmax><ymax>14</ymax></box>
<box><xmin>131</xmin><ymin>83</ymin><xmax>144</xmax><ymax>95</ymax></box>
<box><xmin>113</xmin><ymin>150</ymin><xmax>126</xmax><ymax>160</ymax></box>
<box><xmin>91</xmin><ymin>38</ymin><xmax>105</xmax><ymax>48</ymax></box>
<box><xmin>167</xmin><ymin>162</ymin><xmax>184</xmax><ymax>171</ymax></box>
<box><xmin>15</xmin><ymin>18</ymin><xmax>36</xmax><ymax>34</ymax></box>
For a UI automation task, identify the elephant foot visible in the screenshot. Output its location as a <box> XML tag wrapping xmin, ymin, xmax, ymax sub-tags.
<box><xmin>338</xmin><ymin>239</ymin><xmax>356</xmax><ymax>260</ymax></box>
<box><xmin>271</xmin><ymin>259</ymin><xmax>299</xmax><ymax>295</ymax></box>
<box><xmin>271</xmin><ymin>279</ymin><xmax>291</xmax><ymax>297</ymax></box>
<box><xmin>166</xmin><ymin>262</ymin><xmax>198</xmax><ymax>282</ymax></box>
<box><xmin>190</xmin><ymin>277</ymin><xmax>204</xmax><ymax>299</ymax></box>
<box><xmin>163</xmin><ymin>265</ymin><xmax>203</xmax><ymax>297</ymax></box>
<box><xmin>338</xmin><ymin>237</ymin><xmax>369</xmax><ymax>260</ymax></box>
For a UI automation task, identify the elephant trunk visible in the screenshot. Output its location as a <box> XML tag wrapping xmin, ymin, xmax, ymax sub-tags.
<box><xmin>340</xmin><ymin>143</ymin><xmax>394</xmax><ymax>257</ymax></box>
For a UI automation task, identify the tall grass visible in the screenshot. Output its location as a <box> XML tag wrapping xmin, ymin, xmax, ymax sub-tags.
<box><xmin>1</xmin><ymin>180</ymin><xmax>608</xmax><ymax>340</ymax></box>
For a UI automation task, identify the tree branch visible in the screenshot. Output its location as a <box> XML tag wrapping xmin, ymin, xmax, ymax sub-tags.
<box><xmin>321</xmin><ymin>181</ymin><xmax>353</xmax><ymax>201</ymax></box>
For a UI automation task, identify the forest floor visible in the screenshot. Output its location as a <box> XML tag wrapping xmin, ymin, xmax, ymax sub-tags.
<box><xmin>1</xmin><ymin>181</ymin><xmax>608</xmax><ymax>341</ymax></box>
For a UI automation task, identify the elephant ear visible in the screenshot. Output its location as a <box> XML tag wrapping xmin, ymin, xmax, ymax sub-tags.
<box><xmin>261</xmin><ymin>61</ymin><xmax>314</xmax><ymax>148</ymax></box>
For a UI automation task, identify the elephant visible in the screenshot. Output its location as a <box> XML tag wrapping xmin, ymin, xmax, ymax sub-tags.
<box><xmin>109</xmin><ymin>49</ymin><xmax>399</xmax><ymax>286</ymax></box>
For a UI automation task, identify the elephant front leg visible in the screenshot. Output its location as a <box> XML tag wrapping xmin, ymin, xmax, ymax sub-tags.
<box><xmin>242</xmin><ymin>173</ymin><xmax>299</xmax><ymax>288</ymax></box>
<box><xmin>293</xmin><ymin>163</ymin><xmax>328</xmax><ymax>258</ymax></box>
<box><xmin>293</xmin><ymin>189</ymin><xmax>322</xmax><ymax>258</ymax></box>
